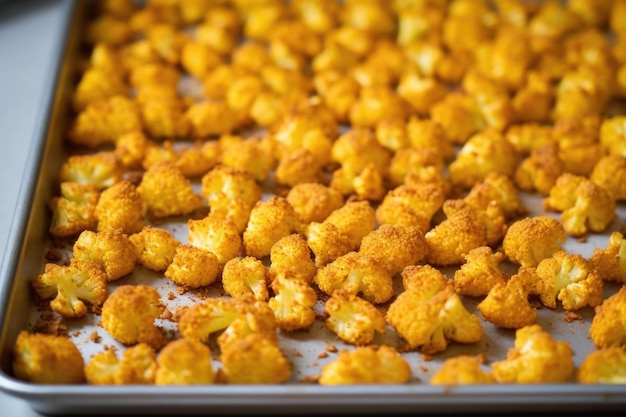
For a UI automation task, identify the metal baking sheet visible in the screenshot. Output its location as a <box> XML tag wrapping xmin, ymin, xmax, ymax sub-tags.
<box><xmin>1</xmin><ymin>0</ymin><xmax>626</xmax><ymax>415</ymax></box>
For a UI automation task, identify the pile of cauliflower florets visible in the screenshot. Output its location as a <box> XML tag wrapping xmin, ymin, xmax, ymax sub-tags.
<box><xmin>14</xmin><ymin>0</ymin><xmax>626</xmax><ymax>388</ymax></box>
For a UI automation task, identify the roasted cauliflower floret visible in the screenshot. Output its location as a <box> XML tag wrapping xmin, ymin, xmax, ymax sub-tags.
<box><xmin>68</xmin><ymin>95</ymin><xmax>143</xmax><ymax>149</ymax></box>
<box><xmin>188</xmin><ymin>215</ymin><xmax>242</xmax><ymax>265</ymax></box>
<box><xmin>514</xmin><ymin>143</ymin><xmax>565</xmax><ymax>196</ymax></box>
<box><xmin>492</xmin><ymin>324</ymin><xmax>575</xmax><ymax>383</ymax></box>
<box><xmin>200</xmin><ymin>164</ymin><xmax>261</xmax><ymax>223</ymax></box>
<box><xmin>430</xmin><ymin>92</ymin><xmax>485</xmax><ymax>145</ymax></box>
<box><xmin>218</xmin><ymin>134</ymin><xmax>275</xmax><ymax>182</ymax></box>
<box><xmin>314</xmin><ymin>251</ymin><xmax>394</xmax><ymax>304</ymax></box>
<box><xmin>464</xmin><ymin>172</ymin><xmax>526</xmax><ymax>221</ymax></box>
<box><xmin>268</xmin><ymin>273</ymin><xmax>317</xmax><ymax>332</ymax></box>
<box><xmin>222</xmin><ymin>256</ymin><xmax>269</xmax><ymax>301</ymax></box>
<box><xmin>448</xmin><ymin>129</ymin><xmax>518</xmax><ymax>190</ymax></box>
<box><xmin>177</xmin><ymin>295</ymin><xmax>277</xmax><ymax>345</ymax></box>
<box><xmin>374</xmin><ymin>182</ymin><xmax>442</xmax><ymax>233</ymax></box>
<box><xmin>285</xmin><ymin>182</ymin><xmax>344</xmax><ymax>225</ymax></box>
<box><xmin>48</xmin><ymin>182</ymin><xmax>100</xmax><ymax>239</ymax></box>
<box><xmin>129</xmin><ymin>225</ymin><xmax>180</xmax><ymax>272</ymax></box>
<box><xmin>72</xmin><ymin>228</ymin><xmax>137</xmax><ymax>281</ymax></box>
<box><xmin>388</xmin><ymin>147</ymin><xmax>444</xmax><ymax>189</ymax></box>
<box><xmin>94</xmin><ymin>180</ymin><xmax>145</xmax><ymax>235</ymax></box>
<box><xmin>453</xmin><ymin>246</ymin><xmax>508</xmax><ymax>298</ymax></box>
<box><xmin>323</xmin><ymin>200</ymin><xmax>376</xmax><ymax>252</ymax></box>
<box><xmin>577</xmin><ymin>346</ymin><xmax>626</xmax><ymax>384</ymax></box>
<box><xmin>477</xmin><ymin>272</ymin><xmax>537</xmax><ymax>329</ymax></box>
<box><xmin>85</xmin><ymin>343</ymin><xmax>157</xmax><ymax>385</ymax></box>
<box><xmin>600</xmin><ymin>115</ymin><xmax>626</xmax><ymax>157</ymax></box>
<box><xmin>58</xmin><ymin>151</ymin><xmax>123</xmax><ymax>190</ymax></box>
<box><xmin>534</xmin><ymin>250</ymin><xmax>604</xmax><ymax>311</ymax></box>
<box><xmin>114</xmin><ymin>130</ymin><xmax>154</xmax><ymax>170</ymax></box>
<box><xmin>324</xmin><ymin>289</ymin><xmax>386</xmax><ymax>346</ymax></box>
<box><xmin>386</xmin><ymin>286</ymin><xmax>483</xmax><ymax>355</ymax></box>
<box><xmin>553</xmin><ymin>116</ymin><xmax>603</xmax><ymax>177</ymax></box>
<box><xmin>268</xmin><ymin>233</ymin><xmax>317</xmax><ymax>284</ymax></box>
<box><xmin>243</xmin><ymin>196</ymin><xmax>301</xmax><ymax>260</ymax></box>
<box><xmin>12</xmin><ymin>331</ymin><xmax>85</xmax><ymax>384</ymax></box>
<box><xmin>32</xmin><ymin>259</ymin><xmax>108</xmax><ymax>319</ymax></box>
<box><xmin>155</xmin><ymin>338</ymin><xmax>216</xmax><ymax>385</ymax></box>
<box><xmin>430</xmin><ymin>355</ymin><xmax>495</xmax><ymax>385</ymax></box>
<box><xmin>358</xmin><ymin>224</ymin><xmax>428</xmax><ymax>277</ymax></box>
<box><xmin>318</xmin><ymin>345</ymin><xmax>411</xmax><ymax>385</ymax></box>
<box><xmin>304</xmin><ymin>221</ymin><xmax>354</xmax><ymax>267</ymax></box>
<box><xmin>544</xmin><ymin>172</ymin><xmax>616</xmax><ymax>237</ymax></box>
<box><xmin>219</xmin><ymin>333</ymin><xmax>291</xmax><ymax>384</ymax></box>
<box><xmin>590</xmin><ymin>232</ymin><xmax>626</xmax><ymax>284</ymax></box>
<box><xmin>590</xmin><ymin>154</ymin><xmax>626</xmax><ymax>201</ymax></box>
<box><xmin>164</xmin><ymin>244</ymin><xmax>220</xmax><ymax>289</ymax></box>
<box><xmin>589</xmin><ymin>284</ymin><xmax>626</xmax><ymax>349</ymax></box>
<box><xmin>502</xmin><ymin>215</ymin><xmax>566</xmax><ymax>268</ymax></box>
<box><xmin>101</xmin><ymin>284</ymin><xmax>166</xmax><ymax>349</ymax></box>
<box><xmin>137</xmin><ymin>161</ymin><xmax>202</xmax><ymax>219</ymax></box>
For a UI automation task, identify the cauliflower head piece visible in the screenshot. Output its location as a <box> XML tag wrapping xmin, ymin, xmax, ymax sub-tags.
<box><xmin>222</xmin><ymin>256</ymin><xmax>269</xmax><ymax>301</ymax></box>
<box><xmin>72</xmin><ymin>228</ymin><xmax>137</xmax><ymax>281</ymax></box>
<box><xmin>502</xmin><ymin>215</ymin><xmax>566</xmax><ymax>268</ymax></box>
<box><xmin>577</xmin><ymin>346</ymin><xmax>626</xmax><ymax>384</ymax></box>
<box><xmin>268</xmin><ymin>274</ymin><xmax>317</xmax><ymax>332</ymax></box>
<box><xmin>155</xmin><ymin>338</ymin><xmax>215</xmax><ymax>385</ymax></box>
<box><xmin>477</xmin><ymin>272</ymin><xmax>537</xmax><ymax>329</ymax></box>
<box><xmin>324</xmin><ymin>289</ymin><xmax>386</xmax><ymax>346</ymax></box>
<box><xmin>164</xmin><ymin>244</ymin><xmax>220</xmax><ymax>289</ymax></box>
<box><xmin>32</xmin><ymin>259</ymin><xmax>108</xmax><ymax>319</ymax></box>
<box><xmin>492</xmin><ymin>324</ymin><xmax>575</xmax><ymax>383</ymax></box>
<box><xmin>129</xmin><ymin>225</ymin><xmax>181</xmax><ymax>272</ymax></box>
<box><xmin>590</xmin><ymin>231</ymin><xmax>626</xmax><ymax>284</ymax></box>
<box><xmin>430</xmin><ymin>354</ymin><xmax>495</xmax><ymax>385</ymax></box>
<box><xmin>94</xmin><ymin>179</ymin><xmax>145</xmax><ymax>235</ymax></box>
<box><xmin>318</xmin><ymin>345</ymin><xmax>411</xmax><ymax>385</ymax></box>
<box><xmin>589</xmin><ymin>284</ymin><xmax>626</xmax><ymax>349</ymax></box>
<box><xmin>85</xmin><ymin>343</ymin><xmax>157</xmax><ymax>385</ymax></box>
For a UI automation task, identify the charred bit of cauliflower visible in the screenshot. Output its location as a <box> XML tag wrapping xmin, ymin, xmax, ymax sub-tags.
<box><xmin>32</xmin><ymin>259</ymin><xmax>108</xmax><ymax>319</ymax></box>
<box><xmin>12</xmin><ymin>331</ymin><xmax>85</xmax><ymax>384</ymax></box>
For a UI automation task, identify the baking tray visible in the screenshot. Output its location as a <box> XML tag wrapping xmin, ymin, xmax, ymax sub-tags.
<box><xmin>1</xmin><ymin>0</ymin><xmax>626</xmax><ymax>415</ymax></box>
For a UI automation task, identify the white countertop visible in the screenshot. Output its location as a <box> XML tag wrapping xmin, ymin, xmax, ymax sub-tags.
<box><xmin>0</xmin><ymin>0</ymin><xmax>66</xmax><ymax>415</ymax></box>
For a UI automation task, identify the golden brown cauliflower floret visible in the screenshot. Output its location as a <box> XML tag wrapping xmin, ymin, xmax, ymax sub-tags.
<box><xmin>48</xmin><ymin>182</ymin><xmax>100</xmax><ymax>239</ymax></box>
<box><xmin>590</xmin><ymin>232</ymin><xmax>626</xmax><ymax>284</ymax></box>
<box><xmin>323</xmin><ymin>200</ymin><xmax>376</xmax><ymax>252</ymax></box>
<box><xmin>430</xmin><ymin>92</ymin><xmax>485</xmax><ymax>145</ymax></box>
<box><xmin>304</xmin><ymin>221</ymin><xmax>354</xmax><ymax>267</ymax></box>
<box><xmin>268</xmin><ymin>273</ymin><xmax>317</xmax><ymax>332</ymax></box>
<box><xmin>101</xmin><ymin>284</ymin><xmax>166</xmax><ymax>349</ymax></box>
<box><xmin>137</xmin><ymin>161</ymin><xmax>202</xmax><ymax>219</ymax></box>
<box><xmin>589</xmin><ymin>284</ymin><xmax>626</xmax><ymax>349</ymax></box>
<box><xmin>187</xmin><ymin>215</ymin><xmax>241</xmax><ymax>266</ymax></box>
<box><xmin>219</xmin><ymin>135</ymin><xmax>275</xmax><ymax>182</ymax></box>
<box><xmin>219</xmin><ymin>333</ymin><xmax>291</xmax><ymax>384</ymax></box>
<box><xmin>185</xmin><ymin>100</ymin><xmax>240</xmax><ymax>138</ymax></box>
<box><xmin>222</xmin><ymin>256</ymin><xmax>269</xmax><ymax>301</ymax></box>
<box><xmin>68</xmin><ymin>95</ymin><xmax>143</xmax><ymax>149</ymax></box>
<box><xmin>477</xmin><ymin>272</ymin><xmax>537</xmax><ymax>329</ymax></box>
<box><xmin>86</xmin><ymin>14</ymin><xmax>133</xmax><ymax>46</ymax></box>
<box><xmin>285</xmin><ymin>182</ymin><xmax>344</xmax><ymax>225</ymax></box>
<box><xmin>318</xmin><ymin>345</ymin><xmax>411</xmax><ymax>385</ymax></box>
<box><xmin>32</xmin><ymin>259</ymin><xmax>108</xmax><ymax>319</ymax></box>
<box><xmin>534</xmin><ymin>250</ymin><xmax>604</xmax><ymax>311</ymax></box>
<box><xmin>85</xmin><ymin>343</ymin><xmax>157</xmax><ymax>385</ymax></box>
<box><xmin>553</xmin><ymin>116</ymin><xmax>603</xmax><ymax>177</ymax></box>
<box><xmin>464</xmin><ymin>172</ymin><xmax>526</xmax><ymax>221</ymax></box>
<box><xmin>94</xmin><ymin>180</ymin><xmax>145</xmax><ymax>235</ymax></box>
<box><xmin>114</xmin><ymin>130</ymin><xmax>154</xmax><ymax>170</ymax></box>
<box><xmin>577</xmin><ymin>346</ymin><xmax>626</xmax><ymax>384</ymax></box>
<box><xmin>139</xmin><ymin>95</ymin><xmax>191</xmax><ymax>141</ymax></box>
<box><xmin>180</xmin><ymin>40</ymin><xmax>223</xmax><ymax>79</ymax></box>
<box><xmin>268</xmin><ymin>233</ymin><xmax>317</xmax><ymax>284</ymax></box>
<box><xmin>324</xmin><ymin>289</ymin><xmax>386</xmax><ymax>346</ymax></box>
<box><xmin>453</xmin><ymin>246</ymin><xmax>508</xmax><ymax>298</ymax></box>
<box><xmin>374</xmin><ymin>182</ymin><xmax>443</xmax><ymax>233</ymax></box>
<box><xmin>388</xmin><ymin>147</ymin><xmax>444</xmax><ymax>189</ymax></box>
<box><xmin>386</xmin><ymin>286</ymin><xmax>483</xmax><ymax>355</ymax></box>
<box><xmin>448</xmin><ymin>129</ymin><xmax>518</xmax><ymax>190</ymax></box>
<box><xmin>72</xmin><ymin>228</ymin><xmax>137</xmax><ymax>281</ymax></box>
<box><xmin>544</xmin><ymin>172</ymin><xmax>616</xmax><ymax>237</ymax></box>
<box><xmin>12</xmin><ymin>331</ymin><xmax>85</xmax><ymax>384</ymax></box>
<box><xmin>155</xmin><ymin>338</ymin><xmax>215</xmax><ymax>385</ymax></box>
<box><xmin>424</xmin><ymin>200</ymin><xmax>491</xmax><ymax>267</ymax></box>
<box><xmin>590</xmin><ymin>154</ymin><xmax>626</xmax><ymax>201</ymax></box>
<box><xmin>178</xmin><ymin>294</ymin><xmax>277</xmax><ymax>344</ymax></box>
<box><xmin>72</xmin><ymin>66</ymin><xmax>129</xmax><ymax>113</ymax></box>
<box><xmin>502</xmin><ymin>215</ymin><xmax>566</xmax><ymax>268</ymax></box>
<box><xmin>359</xmin><ymin>224</ymin><xmax>428</xmax><ymax>277</ymax></box>
<box><xmin>505</xmin><ymin>122</ymin><xmax>554</xmax><ymax>155</ymax></box>
<box><xmin>514</xmin><ymin>143</ymin><xmax>565</xmax><ymax>196</ymax></box>
<box><xmin>243</xmin><ymin>196</ymin><xmax>301</xmax><ymax>260</ymax></box>
<box><xmin>492</xmin><ymin>324</ymin><xmax>575</xmax><ymax>383</ymax></box>
<box><xmin>129</xmin><ymin>225</ymin><xmax>180</xmax><ymax>272</ymax></box>
<box><xmin>400</xmin><ymin>264</ymin><xmax>450</xmax><ymax>296</ymax></box>
<box><xmin>58</xmin><ymin>151</ymin><xmax>123</xmax><ymax>191</ymax></box>
<box><xmin>430</xmin><ymin>355</ymin><xmax>496</xmax><ymax>385</ymax></box>
<box><xmin>314</xmin><ymin>251</ymin><xmax>394</xmax><ymax>304</ymax></box>
<box><xmin>330</xmin><ymin>128</ymin><xmax>391</xmax><ymax>186</ymax></box>
<box><xmin>600</xmin><ymin>115</ymin><xmax>626</xmax><ymax>157</ymax></box>
<box><xmin>164</xmin><ymin>244</ymin><xmax>220</xmax><ymax>289</ymax></box>
<box><xmin>201</xmin><ymin>164</ymin><xmax>262</xmax><ymax>213</ymax></box>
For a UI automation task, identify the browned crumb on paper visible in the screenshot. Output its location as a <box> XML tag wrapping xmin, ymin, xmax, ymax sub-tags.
<box><xmin>32</xmin><ymin>311</ymin><xmax>68</xmax><ymax>336</ymax></box>
<box><xmin>565</xmin><ymin>311</ymin><xmax>583</xmax><ymax>322</ymax></box>
<box><xmin>292</xmin><ymin>350</ymin><xmax>303</xmax><ymax>358</ymax></box>
<box><xmin>45</xmin><ymin>247</ymin><xmax>64</xmax><ymax>263</ymax></box>
<box><xmin>160</xmin><ymin>307</ymin><xmax>174</xmax><ymax>321</ymax></box>
<box><xmin>90</xmin><ymin>330</ymin><xmax>101</xmax><ymax>343</ymax></box>
<box><xmin>419</xmin><ymin>365</ymin><xmax>429</xmax><ymax>373</ymax></box>
<box><xmin>299</xmin><ymin>375</ymin><xmax>320</xmax><ymax>383</ymax></box>
<box><xmin>317</xmin><ymin>351</ymin><xmax>329</xmax><ymax>359</ymax></box>
<box><xmin>325</xmin><ymin>343</ymin><xmax>338</xmax><ymax>353</ymax></box>
<box><xmin>72</xmin><ymin>330</ymin><xmax>81</xmax><ymax>337</ymax></box>
<box><xmin>167</xmin><ymin>291</ymin><xmax>176</xmax><ymax>301</ymax></box>
<box><xmin>420</xmin><ymin>353</ymin><xmax>434</xmax><ymax>361</ymax></box>
<box><xmin>577</xmin><ymin>236</ymin><xmax>588</xmax><ymax>243</ymax></box>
